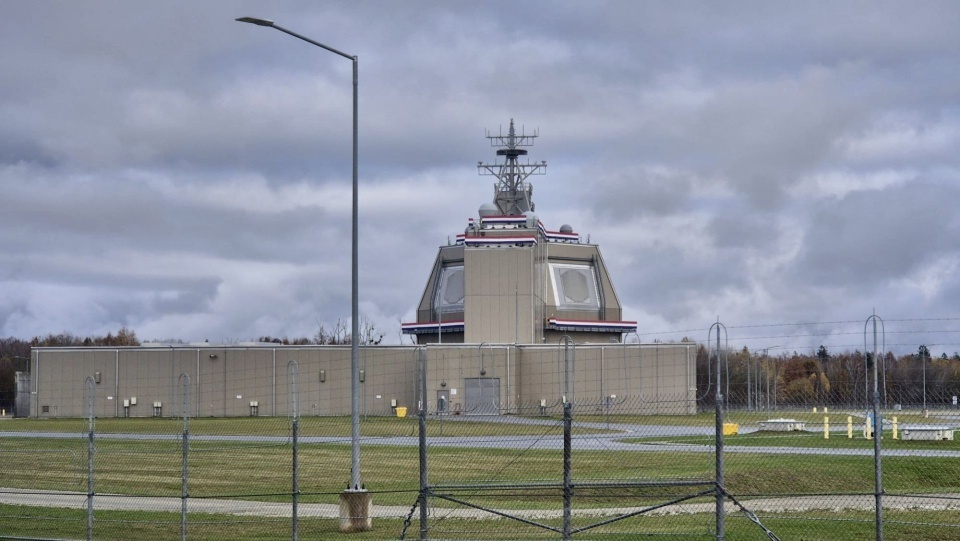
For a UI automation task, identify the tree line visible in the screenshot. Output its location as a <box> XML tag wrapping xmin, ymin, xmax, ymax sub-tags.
<box><xmin>0</xmin><ymin>328</ymin><xmax>141</xmax><ymax>413</ymax></box>
<box><xmin>695</xmin><ymin>344</ymin><xmax>960</xmax><ymax>410</ymax></box>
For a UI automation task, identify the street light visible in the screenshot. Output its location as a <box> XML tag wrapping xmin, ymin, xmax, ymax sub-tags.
<box><xmin>236</xmin><ymin>15</ymin><xmax>366</xmax><ymax>527</ymax></box>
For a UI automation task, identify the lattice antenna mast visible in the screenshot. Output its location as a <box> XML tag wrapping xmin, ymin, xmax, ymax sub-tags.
<box><xmin>478</xmin><ymin>119</ymin><xmax>547</xmax><ymax>215</ymax></box>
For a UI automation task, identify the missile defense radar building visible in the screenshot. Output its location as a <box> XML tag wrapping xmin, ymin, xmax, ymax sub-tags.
<box><xmin>402</xmin><ymin>120</ymin><xmax>636</xmax><ymax>344</ymax></box>
<box><xmin>27</xmin><ymin>121</ymin><xmax>697</xmax><ymax>419</ymax></box>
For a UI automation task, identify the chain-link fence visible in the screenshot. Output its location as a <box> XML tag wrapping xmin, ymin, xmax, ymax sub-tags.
<box><xmin>4</xmin><ymin>319</ymin><xmax>960</xmax><ymax>539</ymax></box>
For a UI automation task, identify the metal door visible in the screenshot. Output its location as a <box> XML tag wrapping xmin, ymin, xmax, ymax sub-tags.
<box><xmin>464</xmin><ymin>378</ymin><xmax>500</xmax><ymax>415</ymax></box>
<box><xmin>436</xmin><ymin>389</ymin><xmax>450</xmax><ymax>413</ymax></box>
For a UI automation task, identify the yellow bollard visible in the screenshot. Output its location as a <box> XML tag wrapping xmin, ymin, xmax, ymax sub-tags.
<box><xmin>813</xmin><ymin>407</ymin><xmax>818</xmax><ymax>413</ymax></box>
<box><xmin>824</xmin><ymin>406</ymin><xmax>829</xmax><ymax>413</ymax></box>
<box><xmin>847</xmin><ymin>416</ymin><xmax>853</xmax><ymax>439</ymax></box>
<box><xmin>824</xmin><ymin>416</ymin><xmax>829</xmax><ymax>439</ymax></box>
<box><xmin>893</xmin><ymin>416</ymin><xmax>898</xmax><ymax>440</ymax></box>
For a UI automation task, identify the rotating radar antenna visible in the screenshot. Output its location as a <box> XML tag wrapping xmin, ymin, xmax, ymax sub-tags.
<box><xmin>478</xmin><ymin>119</ymin><xmax>547</xmax><ymax>216</ymax></box>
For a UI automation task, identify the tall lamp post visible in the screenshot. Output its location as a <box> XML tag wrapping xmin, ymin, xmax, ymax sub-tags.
<box><xmin>236</xmin><ymin>17</ymin><xmax>368</xmax><ymax>531</ymax></box>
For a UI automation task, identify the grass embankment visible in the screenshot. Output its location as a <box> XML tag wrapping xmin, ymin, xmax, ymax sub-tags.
<box><xmin>0</xmin><ymin>504</ymin><xmax>957</xmax><ymax>540</ymax></box>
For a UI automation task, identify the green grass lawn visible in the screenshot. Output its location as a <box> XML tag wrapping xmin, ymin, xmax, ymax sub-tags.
<box><xmin>1</xmin><ymin>503</ymin><xmax>958</xmax><ymax>540</ymax></box>
<box><xmin>3</xmin><ymin>434</ymin><xmax>959</xmax><ymax>504</ymax></box>
<box><xmin>4</xmin><ymin>414</ymin><xmax>960</xmax><ymax>538</ymax></box>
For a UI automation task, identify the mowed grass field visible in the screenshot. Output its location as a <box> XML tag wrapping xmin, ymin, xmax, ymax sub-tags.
<box><xmin>0</xmin><ymin>415</ymin><xmax>614</xmax><ymax>437</ymax></box>
<box><xmin>1</xmin><ymin>504</ymin><xmax>959</xmax><ymax>541</ymax></box>
<box><xmin>2</xmin><ymin>413</ymin><xmax>960</xmax><ymax>539</ymax></box>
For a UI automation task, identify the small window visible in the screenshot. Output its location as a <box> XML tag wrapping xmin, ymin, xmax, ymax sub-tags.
<box><xmin>42</xmin><ymin>405</ymin><xmax>50</xmax><ymax>413</ymax></box>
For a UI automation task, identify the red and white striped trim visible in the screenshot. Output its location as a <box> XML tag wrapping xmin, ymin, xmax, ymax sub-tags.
<box><xmin>401</xmin><ymin>321</ymin><xmax>465</xmax><ymax>335</ymax></box>
<box><xmin>464</xmin><ymin>236</ymin><xmax>537</xmax><ymax>247</ymax></box>
<box><xmin>546</xmin><ymin>318</ymin><xmax>637</xmax><ymax>333</ymax></box>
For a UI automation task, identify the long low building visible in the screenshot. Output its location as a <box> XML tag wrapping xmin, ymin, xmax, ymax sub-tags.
<box><xmin>26</xmin><ymin>342</ymin><xmax>695</xmax><ymax>418</ymax></box>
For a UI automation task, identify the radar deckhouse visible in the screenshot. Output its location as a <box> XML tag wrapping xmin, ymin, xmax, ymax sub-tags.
<box><xmin>403</xmin><ymin>120</ymin><xmax>635</xmax><ymax>344</ymax></box>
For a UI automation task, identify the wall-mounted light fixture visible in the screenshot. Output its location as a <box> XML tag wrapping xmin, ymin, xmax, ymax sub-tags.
<box><xmin>319</xmin><ymin>370</ymin><xmax>326</xmax><ymax>383</ymax></box>
<box><xmin>209</xmin><ymin>354</ymin><xmax>218</xmax><ymax>359</ymax></box>
<box><xmin>359</xmin><ymin>369</ymin><xmax>365</xmax><ymax>382</ymax></box>
<box><xmin>440</xmin><ymin>380</ymin><xmax>447</xmax><ymax>387</ymax></box>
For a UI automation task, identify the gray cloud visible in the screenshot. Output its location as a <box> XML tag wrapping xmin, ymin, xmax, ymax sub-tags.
<box><xmin>2</xmin><ymin>1</ymin><xmax>959</xmax><ymax>353</ymax></box>
<box><xmin>792</xmin><ymin>181</ymin><xmax>960</xmax><ymax>287</ymax></box>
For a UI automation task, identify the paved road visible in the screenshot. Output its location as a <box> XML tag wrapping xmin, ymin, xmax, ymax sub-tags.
<box><xmin>4</xmin><ymin>428</ymin><xmax>960</xmax><ymax>457</ymax></box>
<box><xmin>2</xmin><ymin>487</ymin><xmax>959</xmax><ymax>520</ymax></box>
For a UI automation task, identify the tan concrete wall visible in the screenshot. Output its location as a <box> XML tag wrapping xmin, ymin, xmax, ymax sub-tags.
<box><xmin>516</xmin><ymin>343</ymin><xmax>696</xmax><ymax>415</ymax></box>
<box><xmin>464</xmin><ymin>247</ymin><xmax>536</xmax><ymax>343</ymax></box>
<box><xmin>31</xmin><ymin>343</ymin><xmax>694</xmax><ymax>418</ymax></box>
<box><xmin>33</xmin><ymin>346</ymin><xmax>419</xmax><ymax>419</ymax></box>
<box><xmin>420</xmin><ymin>345</ymin><xmax>517</xmax><ymax>414</ymax></box>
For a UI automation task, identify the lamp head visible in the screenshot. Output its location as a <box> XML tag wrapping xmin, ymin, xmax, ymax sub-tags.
<box><xmin>236</xmin><ymin>17</ymin><xmax>274</xmax><ymax>27</ymax></box>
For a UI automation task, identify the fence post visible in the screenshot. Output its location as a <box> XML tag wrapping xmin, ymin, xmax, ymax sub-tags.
<box><xmin>288</xmin><ymin>360</ymin><xmax>300</xmax><ymax>541</ymax></box>
<box><xmin>710</xmin><ymin>321</ymin><xmax>727</xmax><ymax>541</ymax></box>
<box><xmin>418</xmin><ymin>347</ymin><xmax>429</xmax><ymax>541</ymax></box>
<box><xmin>178</xmin><ymin>373</ymin><xmax>191</xmax><ymax>541</ymax></box>
<box><xmin>293</xmin><ymin>415</ymin><xmax>299</xmax><ymax>540</ymax></box>
<box><xmin>865</xmin><ymin>313</ymin><xmax>884</xmax><ymax>541</ymax></box>
<box><xmin>562</xmin><ymin>401</ymin><xmax>572</xmax><ymax>540</ymax></box>
<box><xmin>85</xmin><ymin>376</ymin><xmax>95</xmax><ymax>541</ymax></box>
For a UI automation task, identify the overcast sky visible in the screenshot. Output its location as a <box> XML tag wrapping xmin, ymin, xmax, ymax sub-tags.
<box><xmin>2</xmin><ymin>1</ymin><xmax>960</xmax><ymax>355</ymax></box>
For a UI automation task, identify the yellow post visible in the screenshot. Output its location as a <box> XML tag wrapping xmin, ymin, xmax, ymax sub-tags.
<box><xmin>813</xmin><ymin>407</ymin><xmax>818</xmax><ymax>413</ymax></box>
<box><xmin>824</xmin><ymin>406</ymin><xmax>829</xmax><ymax>413</ymax></box>
<box><xmin>824</xmin><ymin>416</ymin><xmax>829</xmax><ymax>439</ymax></box>
<box><xmin>893</xmin><ymin>416</ymin><xmax>898</xmax><ymax>439</ymax></box>
<box><xmin>847</xmin><ymin>416</ymin><xmax>853</xmax><ymax>439</ymax></box>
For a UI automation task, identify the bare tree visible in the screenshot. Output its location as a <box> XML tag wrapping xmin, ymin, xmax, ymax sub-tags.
<box><xmin>314</xmin><ymin>317</ymin><xmax>383</xmax><ymax>345</ymax></box>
